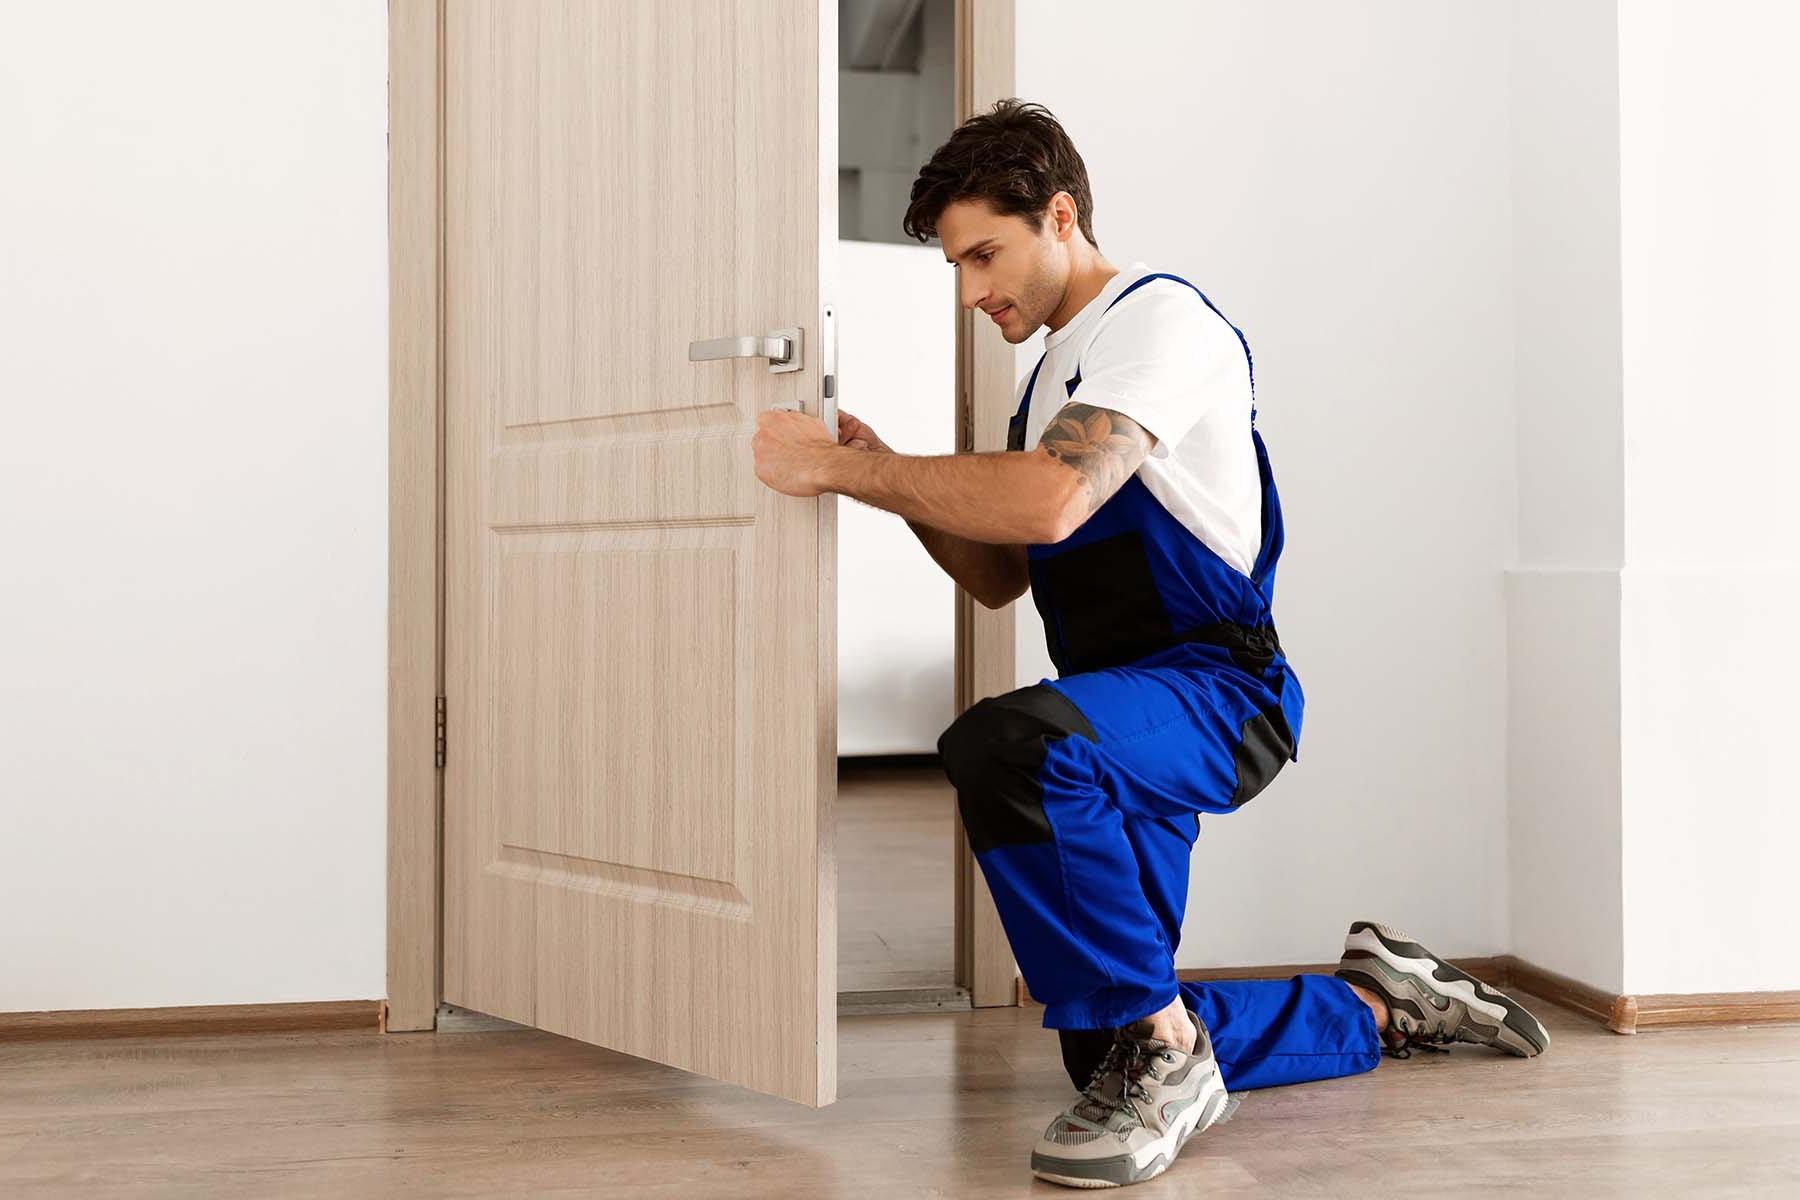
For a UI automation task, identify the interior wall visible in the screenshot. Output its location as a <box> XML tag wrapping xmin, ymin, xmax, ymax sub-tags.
<box><xmin>1505</xmin><ymin>0</ymin><xmax>1626</xmax><ymax>992</ymax></box>
<box><xmin>1505</xmin><ymin>0</ymin><xmax>1800</xmax><ymax>996</ymax></box>
<box><xmin>0</xmin><ymin>2</ymin><xmax>388</xmax><ymax>1011</ymax></box>
<box><xmin>1505</xmin><ymin>570</ymin><xmax>1623</xmax><ymax>990</ymax></box>
<box><xmin>1016</xmin><ymin>0</ymin><xmax>1515</xmax><ymax>968</ymax></box>
<box><xmin>1615</xmin><ymin>0</ymin><xmax>1800</xmax><ymax>994</ymax></box>
<box><xmin>10</xmin><ymin>0</ymin><xmax>1787</xmax><ymax>1016</ymax></box>
<box><xmin>835</xmin><ymin>0</ymin><xmax>961</xmax><ymax>755</ymax></box>
<box><xmin>836</xmin><ymin>240</ymin><xmax>956</xmax><ymax>756</ymax></box>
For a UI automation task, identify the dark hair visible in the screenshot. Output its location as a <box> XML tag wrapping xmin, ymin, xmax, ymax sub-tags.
<box><xmin>902</xmin><ymin>98</ymin><xmax>1100</xmax><ymax>251</ymax></box>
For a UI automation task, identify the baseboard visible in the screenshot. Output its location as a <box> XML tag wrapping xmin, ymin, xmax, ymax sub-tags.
<box><xmin>0</xmin><ymin>999</ymin><xmax>383</xmax><ymax>1042</ymax></box>
<box><xmin>839</xmin><ymin>986</ymin><xmax>973</xmax><ymax>1016</ymax></box>
<box><xmin>1016</xmin><ymin>956</ymin><xmax>1800</xmax><ymax>1036</ymax></box>
<box><xmin>837</xmin><ymin>753</ymin><xmax>942</xmax><ymax>773</ymax></box>
<box><xmin>1493</xmin><ymin>957</ymin><xmax>1800</xmax><ymax>1034</ymax></box>
<box><xmin>1183</xmin><ymin>958</ymin><xmax>1510</xmax><ymax>986</ymax></box>
<box><xmin>13</xmin><ymin>965</ymin><xmax>1795</xmax><ymax>1045</ymax></box>
<box><xmin>1619</xmin><ymin>989</ymin><xmax>1800</xmax><ymax>1032</ymax></box>
<box><xmin>1015</xmin><ymin>958</ymin><xmax>1507</xmax><ymax>1008</ymax></box>
<box><xmin>1492</xmin><ymin>955</ymin><xmax>1625</xmax><ymax>1030</ymax></box>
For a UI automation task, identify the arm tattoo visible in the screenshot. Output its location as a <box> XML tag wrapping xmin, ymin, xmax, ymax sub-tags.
<box><xmin>1038</xmin><ymin>402</ymin><xmax>1154</xmax><ymax>515</ymax></box>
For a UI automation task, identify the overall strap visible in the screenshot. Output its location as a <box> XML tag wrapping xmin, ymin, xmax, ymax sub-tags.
<box><xmin>1027</xmin><ymin>271</ymin><xmax>1264</xmax><ymax>450</ymax></box>
<box><xmin>1102</xmin><ymin>272</ymin><xmax>1283</xmax><ymax>601</ymax></box>
<box><xmin>1018</xmin><ymin>352</ymin><xmax>1047</xmax><ymax>420</ymax></box>
<box><xmin>1085</xmin><ymin>271</ymin><xmax>1260</xmax><ymax>423</ymax></box>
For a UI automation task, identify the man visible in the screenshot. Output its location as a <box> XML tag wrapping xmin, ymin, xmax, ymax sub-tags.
<box><xmin>752</xmin><ymin>98</ymin><xmax>1549</xmax><ymax>1189</ymax></box>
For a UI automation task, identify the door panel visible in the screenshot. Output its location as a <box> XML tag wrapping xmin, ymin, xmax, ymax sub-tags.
<box><xmin>442</xmin><ymin>0</ymin><xmax>838</xmax><ymax>1105</ymax></box>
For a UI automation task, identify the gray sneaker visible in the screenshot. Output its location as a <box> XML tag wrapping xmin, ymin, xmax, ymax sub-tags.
<box><xmin>1335</xmin><ymin>920</ymin><xmax>1550</xmax><ymax>1058</ymax></box>
<box><xmin>1030</xmin><ymin>1013</ymin><xmax>1233</xmax><ymax>1189</ymax></box>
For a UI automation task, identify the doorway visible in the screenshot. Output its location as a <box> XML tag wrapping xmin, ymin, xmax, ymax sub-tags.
<box><xmin>383</xmin><ymin>0</ymin><xmax>1023</xmax><ymax>1090</ymax></box>
<box><xmin>835</xmin><ymin>0</ymin><xmax>962</xmax><ymax>1010</ymax></box>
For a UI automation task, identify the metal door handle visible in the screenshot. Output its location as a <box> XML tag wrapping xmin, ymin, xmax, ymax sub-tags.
<box><xmin>688</xmin><ymin>326</ymin><xmax>804</xmax><ymax>374</ymax></box>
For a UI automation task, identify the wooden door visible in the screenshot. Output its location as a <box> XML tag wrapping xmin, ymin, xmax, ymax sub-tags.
<box><xmin>441</xmin><ymin>0</ymin><xmax>838</xmax><ymax>1106</ymax></box>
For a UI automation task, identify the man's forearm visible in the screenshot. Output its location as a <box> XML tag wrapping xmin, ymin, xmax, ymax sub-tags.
<box><xmin>904</xmin><ymin>517</ymin><xmax>1026</xmax><ymax>609</ymax></box>
<box><xmin>815</xmin><ymin>445</ymin><xmax>1075</xmax><ymax>544</ymax></box>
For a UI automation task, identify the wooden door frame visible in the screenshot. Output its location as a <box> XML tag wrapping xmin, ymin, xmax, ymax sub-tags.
<box><xmin>385</xmin><ymin>0</ymin><xmax>1019</xmax><ymax>1034</ymax></box>
<box><xmin>949</xmin><ymin>0</ymin><xmax>1020</xmax><ymax>1011</ymax></box>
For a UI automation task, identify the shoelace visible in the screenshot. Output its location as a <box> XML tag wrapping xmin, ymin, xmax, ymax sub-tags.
<box><xmin>1382</xmin><ymin>1026</ymin><xmax>1456</xmax><ymax>1060</ymax></box>
<box><xmin>1073</xmin><ymin>1036</ymin><xmax>1174</xmax><ymax>1123</ymax></box>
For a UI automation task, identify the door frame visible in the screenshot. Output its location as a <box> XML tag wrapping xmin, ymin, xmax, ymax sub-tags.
<box><xmin>385</xmin><ymin>0</ymin><xmax>1019</xmax><ymax>1034</ymax></box>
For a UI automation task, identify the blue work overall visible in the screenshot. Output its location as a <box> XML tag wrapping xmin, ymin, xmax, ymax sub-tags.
<box><xmin>937</xmin><ymin>273</ymin><xmax>1380</xmax><ymax>1091</ymax></box>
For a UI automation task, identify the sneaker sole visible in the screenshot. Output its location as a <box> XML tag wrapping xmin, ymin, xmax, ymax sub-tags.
<box><xmin>1339</xmin><ymin>921</ymin><xmax>1550</xmax><ymax>1057</ymax></box>
<box><xmin>1029</xmin><ymin>1077</ymin><xmax>1231</xmax><ymax>1189</ymax></box>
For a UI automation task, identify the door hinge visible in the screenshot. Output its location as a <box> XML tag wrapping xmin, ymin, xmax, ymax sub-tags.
<box><xmin>434</xmin><ymin>695</ymin><xmax>447</xmax><ymax>769</ymax></box>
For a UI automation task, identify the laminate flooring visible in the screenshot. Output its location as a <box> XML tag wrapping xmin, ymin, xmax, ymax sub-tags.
<box><xmin>837</xmin><ymin>760</ymin><xmax>955</xmax><ymax>993</ymax></box>
<box><xmin>5</xmin><ymin>991</ymin><xmax>1799</xmax><ymax>1197</ymax></box>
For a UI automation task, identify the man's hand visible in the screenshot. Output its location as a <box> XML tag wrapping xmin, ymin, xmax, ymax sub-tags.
<box><xmin>758</xmin><ymin>403</ymin><xmax>1077</xmax><ymax>544</ymax></box>
<box><xmin>751</xmin><ymin>406</ymin><xmax>896</xmax><ymax>498</ymax></box>
<box><xmin>829</xmin><ymin>409</ymin><xmax>1026</xmax><ymax>607</ymax></box>
<box><xmin>751</xmin><ymin>408</ymin><xmax>839</xmax><ymax>496</ymax></box>
<box><xmin>749</xmin><ymin>407</ymin><xmax>895</xmax><ymax>498</ymax></box>
<box><xmin>835</xmin><ymin>409</ymin><xmax>893</xmax><ymax>454</ymax></box>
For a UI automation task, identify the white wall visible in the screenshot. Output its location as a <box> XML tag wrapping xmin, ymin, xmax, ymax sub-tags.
<box><xmin>1017</xmin><ymin>0</ymin><xmax>1516</xmax><ymax>968</ymax></box>
<box><xmin>8</xmin><ymin>0</ymin><xmax>1789</xmax><ymax>1015</ymax></box>
<box><xmin>836</xmin><ymin>240</ymin><xmax>956</xmax><ymax>755</ymax></box>
<box><xmin>0</xmin><ymin>2</ymin><xmax>388</xmax><ymax>1010</ymax></box>
<box><xmin>1016</xmin><ymin>0</ymin><xmax>1800</xmax><ymax>993</ymax></box>
<box><xmin>1506</xmin><ymin>569</ymin><xmax>1623</xmax><ymax>990</ymax></box>
<box><xmin>1505</xmin><ymin>0</ymin><xmax>1800</xmax><ymax>995</ymax></box>
<box><xmin>1615</xmin><ymin>0</ymin><xmax>1800</xmax><ymax>993</ymax></box>
<box><xmin>1506</xmin><ymin>0</ymin><xmax>1626</xmax><ymax>992</ymax></box>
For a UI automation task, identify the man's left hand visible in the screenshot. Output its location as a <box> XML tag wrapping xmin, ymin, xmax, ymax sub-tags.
<box><xmin>752</xmin><ymin>408</ymin><xmax>838</xmax><ymax>497</ymax></box>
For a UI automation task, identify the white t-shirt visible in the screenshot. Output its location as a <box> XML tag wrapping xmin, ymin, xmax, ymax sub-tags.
<box><xmin>1013</xmin><ymin>261</ymin><xmax>1263</xmax><ymax>577</ymax></box>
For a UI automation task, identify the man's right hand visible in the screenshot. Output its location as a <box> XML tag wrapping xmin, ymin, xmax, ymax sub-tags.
<box><xmin>836</xmin><ymin>409</ymin><xmax>893</xmax><ymax>454</ymax></box>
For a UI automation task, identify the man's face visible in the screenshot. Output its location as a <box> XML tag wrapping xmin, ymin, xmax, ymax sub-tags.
<box><xmin>937</xmin><ymin>198</ymin><xmax>1068</xmax><ymax>344</ymax></box>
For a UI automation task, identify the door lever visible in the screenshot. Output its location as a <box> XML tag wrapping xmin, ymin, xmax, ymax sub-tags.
<box><xmin>688</xmin><ymin>326</ymin><xmax>804</xmax><ymax>374</ymax></box>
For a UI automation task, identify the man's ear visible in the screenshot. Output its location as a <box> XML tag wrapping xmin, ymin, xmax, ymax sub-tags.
<box><xmin>1049</xmin><ymin>192</ymin><xmax>1079</xmax><ymax>243</ymax></box>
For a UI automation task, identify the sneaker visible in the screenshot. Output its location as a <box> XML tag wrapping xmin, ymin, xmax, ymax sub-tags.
<box><xmin>1029</xmin><ymin>1012</ymin><xmax>1233</xmax><ymax>1189</ymax></box>
<box><xmin>1335</xmin><ymin>920</ymin><xmax>1550</xmax><ymax>1058</ymax></box>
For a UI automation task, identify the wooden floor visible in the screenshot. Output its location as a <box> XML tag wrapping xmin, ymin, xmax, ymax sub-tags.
<box><xmin>6</xmin><ymin>995</ymin><xmax>1799</xmax><ymax>1197</ymax></box>
<box><xmin>837</xmin><ymin>760</ymin><xmax>955</xmax><ymax>993</ymax></box>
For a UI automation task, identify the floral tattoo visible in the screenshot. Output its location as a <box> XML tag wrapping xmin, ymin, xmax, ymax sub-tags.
<box><xmin>1039</xmin><ymin>403</ymin><xmax>1153</xmax><ymax>514</ymax></box>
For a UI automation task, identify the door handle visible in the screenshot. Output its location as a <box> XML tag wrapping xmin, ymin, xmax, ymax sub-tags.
<box><xmin>688</xmin><ymin>326</ymin><xmax>804</xmax><ymax>373</ymax></box>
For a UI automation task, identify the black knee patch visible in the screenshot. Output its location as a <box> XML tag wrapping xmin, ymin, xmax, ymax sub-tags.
<box><xmin>936</xmin><ymin>685</ymin><xmax>1096</xmax><ymax>854</ymax></box>
<box><xmin>1230</xmin><ymin>707</ymin><xmax>1295</xmax><ymax>807</ymax></box>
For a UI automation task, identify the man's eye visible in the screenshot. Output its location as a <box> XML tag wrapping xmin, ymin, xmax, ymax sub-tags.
<box><xmin>978</xmin><ymin>252</ymin><xmax>993</xmax><ymax>264</ymax></box>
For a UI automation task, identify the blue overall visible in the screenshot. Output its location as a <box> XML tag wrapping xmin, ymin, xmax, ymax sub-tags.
<box><xmin>937</xmin><ymin>273</ymin><xmax>1380</xmax><ymax>1092</ymax></box>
